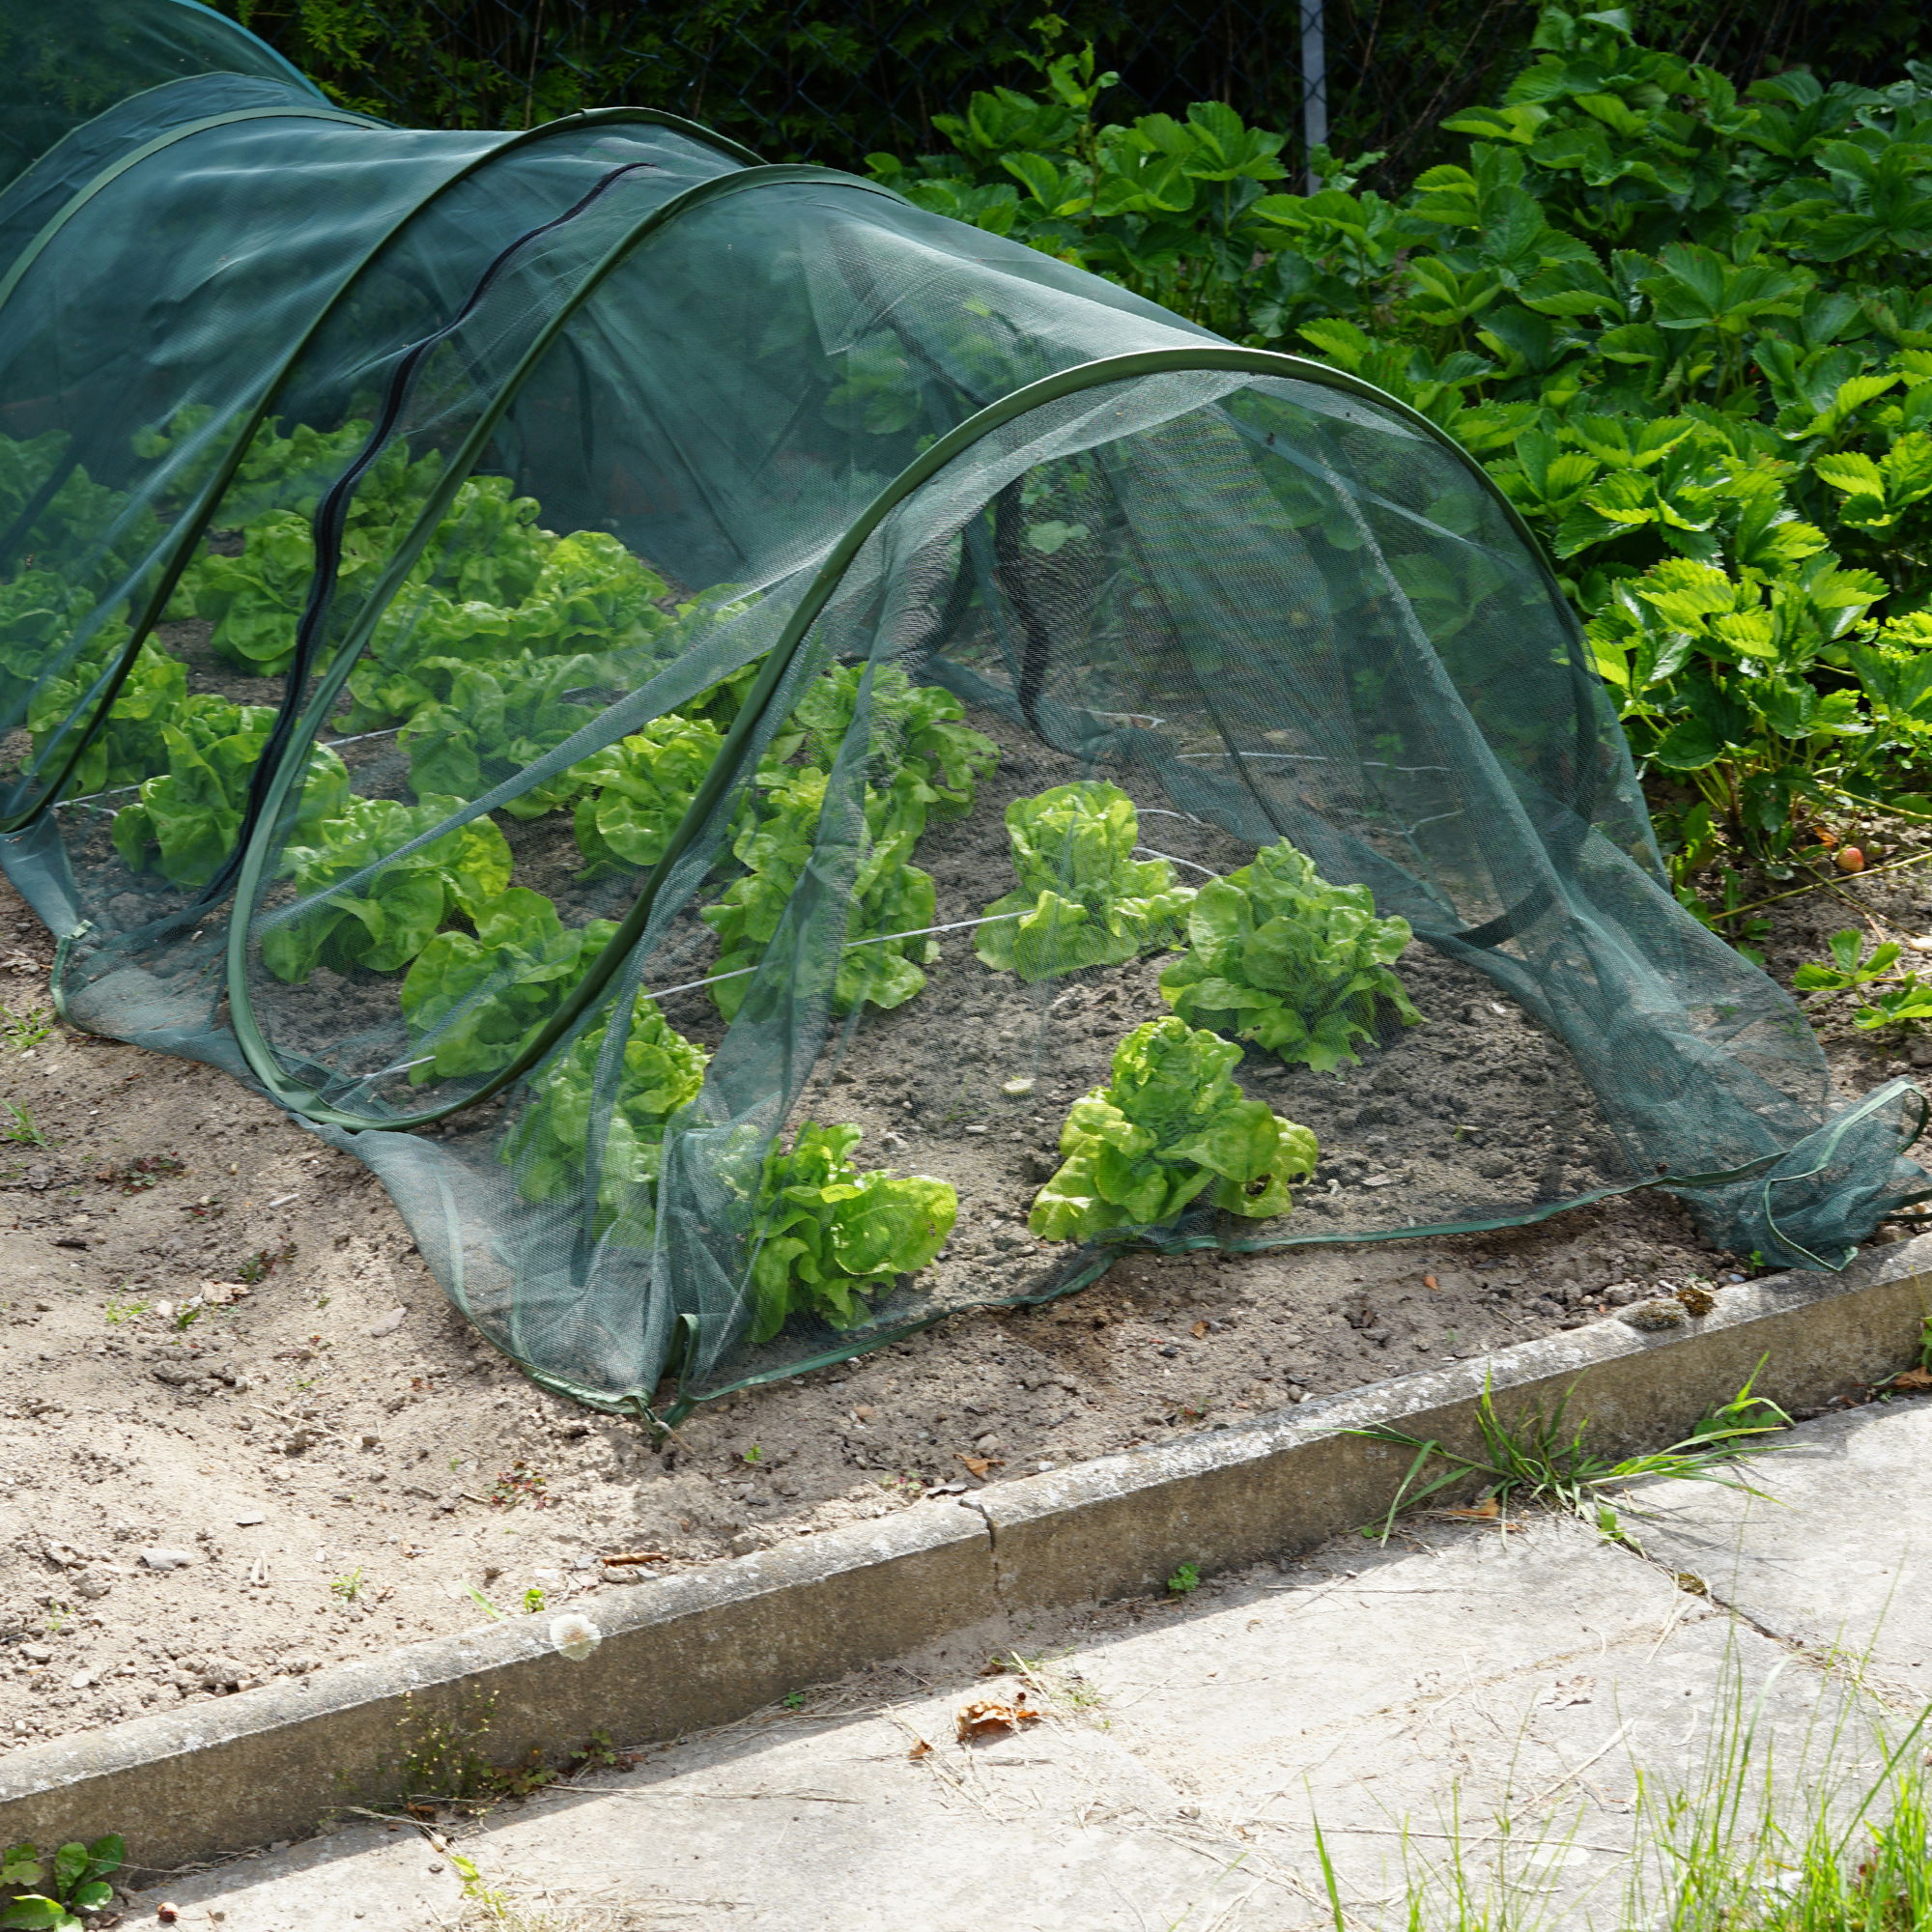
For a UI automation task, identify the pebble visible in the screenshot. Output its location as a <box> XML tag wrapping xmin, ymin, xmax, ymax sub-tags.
<box><xmin>1001</xmin><ymin>1077</ymin><xmax>1035</xmax><ymax>1097</ymax></box>
<box><xmin>235</xmin><ymin>1512</ymin><xmax>266</xmax><ymax>1526</ymax></box>
<box><xmin>1619</xmin><ymin>1297</ymin><xmax>1689</xmax><ymax>1332</ymax></box>
<box><xmin>138</xmin><ymin>1548</ymin><xmax>195</xmax><ymax>1571</ymax></box>
<box><xmin>367</xmin><ymin>1308</ymin><xmax>407</xmax><ymax>1338</ymax></box>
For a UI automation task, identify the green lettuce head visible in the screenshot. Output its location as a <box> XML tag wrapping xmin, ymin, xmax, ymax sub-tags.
<box><xmin>976</xmin><ymin>781</ymin><xmax>1194</xmax><ymax>980</ymax></box>
<box><xmin>1160</xmin><ymin>839</ymin><xmax>1420</xmax><ymax>1074</ymax></box>
<box><xmin>1031</xmin><ymin>1016</ymin><xmax>1318</xmax><ymax>1242</ymax></box>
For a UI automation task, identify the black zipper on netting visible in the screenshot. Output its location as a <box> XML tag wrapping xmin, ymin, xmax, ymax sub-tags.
<box><xmin>188</xmin><ymin>156</ymin><xmax>658</xmax><ymax>912</ymax></box>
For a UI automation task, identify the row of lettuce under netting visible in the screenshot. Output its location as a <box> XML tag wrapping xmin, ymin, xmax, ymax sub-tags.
<box><xmin>0</xmin><ymin>0</ymin><xmax>1922</xmax><ymax>1417</ymax></box>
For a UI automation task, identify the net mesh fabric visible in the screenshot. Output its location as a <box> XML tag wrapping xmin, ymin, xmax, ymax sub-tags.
<box><xmin>3</xmin><ymin>1</ymin><xmax>1924</xmax><ymax>1416</ymax></box>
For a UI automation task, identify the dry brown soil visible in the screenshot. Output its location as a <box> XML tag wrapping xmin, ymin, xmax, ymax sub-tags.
<box><xmin>2</xmin><ymin>804</ymin><xmax>1925</xmax><ymax>1749</ymax></box>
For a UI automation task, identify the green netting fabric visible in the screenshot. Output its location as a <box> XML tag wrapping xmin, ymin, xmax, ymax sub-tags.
<box><xmin>3</xmin><ymin>2</ymin><xmax>1925</xmax><ymax>1415</ymax></box>
<box><xmin>0</xmin><ymin>0</ymin><xmax>316</xmax><ymax>194</ymax></box>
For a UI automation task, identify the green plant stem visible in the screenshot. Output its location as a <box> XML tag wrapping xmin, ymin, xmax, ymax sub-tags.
<box><xmin>1712</xmin><ymin>849</ymin><xmax>1932</xmax><ymax>924</ymax></box>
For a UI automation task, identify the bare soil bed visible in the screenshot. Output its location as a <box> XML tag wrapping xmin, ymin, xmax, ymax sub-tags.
<box><xmin>2</xmin><ymin>783</ymin><xmax>1926</xmax><ymax>1750</ymax></box>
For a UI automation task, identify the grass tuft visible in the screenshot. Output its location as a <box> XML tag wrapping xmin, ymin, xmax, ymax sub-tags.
<box><xmin>1352</xmin><ymin>1363</ymin><xmax>1791</xmax><ymax>1549</ymax></box>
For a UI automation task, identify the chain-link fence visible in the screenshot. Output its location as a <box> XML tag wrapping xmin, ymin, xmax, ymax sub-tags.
<box><xmin>217</xmin><ymin>0</ymin><xmax>1932</xmax><ymax>177</ymax></box>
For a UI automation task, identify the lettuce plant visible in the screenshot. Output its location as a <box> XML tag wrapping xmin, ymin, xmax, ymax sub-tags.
<box><xmin>1160</xmin><ymin>839</ymin><xmax>1422</xmax><ymax>1074</ymax></box>
<box><xmin>572</xmin><ymin>710</ymin><xmax>726</xmax><ymax>874</ymax></box>
<box><xmin>748</xmin><ymin>1122</ymin><xmax>956</xmax><ymax>1342</ymax></box>
<box><xmin>261</xmin><ymin>794</ymin><xmax>511</xmax><ymax>981</ymax></box>
<box><xmin>1030</xmin><ymin>1016</ymin><xmax>1318</xmax><ymax>1241</ymax></box>
<box><xmin>976</xmin><ymin>781</ymin><xmax>1193</xmax><ymax>980</ymax></box>
<box><xmin>501</xmin><ymin>994</ymin><xmax>710</xmax><ymax>1228</ymax></box>
<box><xmin>26</xmin><ymin>635</ymin><xmax>171</xmax><ymax>797</ymax></box>
<box><xmin>790</xmin><ymin>661</ymin><xmax>999</xmax><ymax>814</ymax></box>
<box><xmin>337</xmin><ymin>510</ymin><xmax>672</xmax><ymax>731</ymax></box>
<box><xmin>703</xmin><ymin>765</ymin><xmax>937</xmax><ymax>1019</ymax></box>
<box><xmin>174</xmin><ymin>510</ymin><xmax>325</xmax><ymax>675</ymax></box>
<box><xmin>399</xmin><ymin>650</ymin><xmax>607</xmax><ymax>816</ymax></box>
<box><xmin>400</xmin><ymin>888</ymin><xmax>618</xmax><ymax>1083</ymax></box>
<box><xmin>0</xmin><ymin>570</ymin><xmax>127</xmax><ymax>750</ymax></box>
<box><xmin>112</xmin><ymin>705</ymin><xmax>349</xmax><ymax>890</ymax></box>
<box><xmin>505</xmin><ymin>528</ymin><xmax>672</xmax><ymax>660</ymax></box>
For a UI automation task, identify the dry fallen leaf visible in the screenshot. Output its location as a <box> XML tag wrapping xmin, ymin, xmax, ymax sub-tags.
<box><xmin>956</xmin><ymin>1453</ymin><xmax>1004</xmax><ymax>1479</ymax></box>
<box><xmin>1440</xmin><ymin>1495</ymin><xmax>1501</xmax><ymax>1521</ymax></box>
<box><xmin>600</xmin><ymin>1549</ymin><xmax>669</xmax><ymax>1566</ymax></box>
<box><xmin>1191</xmin><ymin>1320</ymin><xmax>1209</xmax><ymax>1339</ymax></box>
<box><xmin>1893</xmin><ymin>1366</ymin><xmax>1932</xmax><ymax>1392</ymax></box>
<box><xmin>1423</xmin><ymin>1272</ymin><xmax>1440</xmax><ymax>1292</ymax></box>
<box><xmin>956</xmin><ymin>1691</ymin><xmax>1039</xmax><ymax>1742</ymax></box>
<box><xmin>907</xmin><ymin>1737</ymin><xmax>932</xmax><ymax>1760</ymax></box>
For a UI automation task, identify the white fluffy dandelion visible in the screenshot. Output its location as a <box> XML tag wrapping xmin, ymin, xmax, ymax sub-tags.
<box><xmin>548</xmin><ymin>1611</ymin><xmax>601</xmax><ymax>1662</ymax></box>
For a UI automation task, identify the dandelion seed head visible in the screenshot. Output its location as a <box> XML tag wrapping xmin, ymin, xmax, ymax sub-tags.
<box><xmin>549</xmin><ymin>1611</ymin><xmax>601</xmax><ymax>1662</ymax></box>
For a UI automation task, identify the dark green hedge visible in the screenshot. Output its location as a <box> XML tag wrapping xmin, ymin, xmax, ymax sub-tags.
<box><xmin>208</xmin><ymin>1</ymin><xmax>1931</xmax><ymax>171</ymax></box>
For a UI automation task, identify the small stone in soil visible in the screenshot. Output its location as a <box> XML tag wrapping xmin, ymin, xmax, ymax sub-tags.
<box><xmin>1619</xmin><ymin>1297</ymin><xmax>1689</xmax><ymax>1332</ymax></box>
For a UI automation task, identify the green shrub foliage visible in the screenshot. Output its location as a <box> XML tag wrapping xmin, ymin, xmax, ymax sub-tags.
<box><xmin>877</xmin><ymin>8</ymin><xmax>1932</xmax><ymax>901</ymax></box>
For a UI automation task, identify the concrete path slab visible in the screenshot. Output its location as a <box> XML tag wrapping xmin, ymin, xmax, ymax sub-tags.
<box><xmin>1626</xmin><ymin>1392</ymin><xmax>1932</xmax><ymax>1698</ymax></box>
<box><xmin>120</xmin><ymin>1490</ymin><xmax>1897</xmax><ymax>1932</ymax></box>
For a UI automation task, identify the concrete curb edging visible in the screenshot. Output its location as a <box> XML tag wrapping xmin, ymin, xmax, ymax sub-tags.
<box><xmin>5</xmin><ymin>1236</ymin><xmax>1928</xmax><ymax>1879</ymax></box>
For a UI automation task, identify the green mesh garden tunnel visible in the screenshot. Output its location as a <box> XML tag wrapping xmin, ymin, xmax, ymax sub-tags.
<box><xmin>1</xmin><ymin>0</ymin><xmax>1923</xmax><ymax>1416</ymax></box>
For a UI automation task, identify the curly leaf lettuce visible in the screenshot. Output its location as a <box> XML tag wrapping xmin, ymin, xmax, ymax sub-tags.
<box><xmin>261</xmin><ymin>794</ymin><xmax>511</xmax><ymax>982</ymax></box>
<box><xmin>1159</xmin><ymin>839</ymin><xmax>1421</xmax><ymax>1073</ymax></box>
<box><xmin>790</xmin><ymin>662</ymin><xmax>999</xmax><ymax>814</ymax></box>
<box><xmin>400</xmin><ymin>888</ymin><xmax>618</xmax><ymax>1084</ymax></box>
<box><xmin>702</xmin><ymin>766</ymin><xmax>938</xmax><ymax>1020</ymax></box>
<box><xmin>1031</xmin><ymin>1016</ymin><xmax>1318</xmax><ymax>1242</ymax></box>
<box><xmin>748</xmin><ymin>1122</ymin><xmax>956</xmax><ymax>1343</ymax></box>
<box><xmin>400</xmin><ymin>651</ymin><xmax>607</xmax><ymax>816</ymax></box>
<box><xmin>501</xmin><ymin>994</ymin><xmax>710</xmax><ymax>1234</ymax></box>
<box><xmin>571</xmin><ymin>711</ymin><xmax>725</xmax><ymax>875</ymax></box>
<box><xmin>976</xmin><ymin>781</ymin><xmax>1194</xmax><ymax>980</ymax></box>
<box><xmin>112</xmin><ymin>718</ymin><xmax>350</xmax><ymax>891</ymax></box>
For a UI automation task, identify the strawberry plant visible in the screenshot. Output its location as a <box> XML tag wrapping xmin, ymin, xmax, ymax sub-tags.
<box><xmin>1030</xmin><ymin>1016</ymin><xmax>1318</xmax><ymax>1241</ymax></box>
<box><xmin>261</xmin><ymin>793</ymin><xmax>511</xmax><ymax>981</ymax></box>
<box><xmin>1794</xmin><ymin>927</ymin><xmax>1932</xmax><ymax>1031</ymax></box>
<box><xmin>861</xmin><ymin>8</ymin><xmax>1932</xmax><ymax>886</ymax></box>
<box><xmin>1159</xmin><ymin>839</ymin><xmax>1422</xmax><ymax>1074</ymax></box>
<box><xmin>1</xmin><ymin>1833</ymin><xmax>122</xmax><ymax>1930</ymax></box>
<box><xmin>975</xmin><ymin>781</ymin><xmax>1193</xmax><ymax>980</ymax></box>
<box><xmin>747</xmin><ymin>1122</ymin><xmax>956</xmax><ymax>1343</ymax></box>
<box><xmin>400</xmin><ymin>888</ymin><xmax>618</xmax><ymax>1083</ymax></box>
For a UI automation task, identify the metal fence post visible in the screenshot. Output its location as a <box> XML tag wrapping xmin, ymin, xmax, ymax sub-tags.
<box><xmin>1299</xmin><ymin>0</ymin><xmax>1327</xmax><ymax>190</ymax></box>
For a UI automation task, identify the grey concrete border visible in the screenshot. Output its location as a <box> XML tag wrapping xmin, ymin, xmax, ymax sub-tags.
<box><xmin>5</xmin><ymin>1235</ymin><xmax>1929</xmax><ymax>1881</ymax></box>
